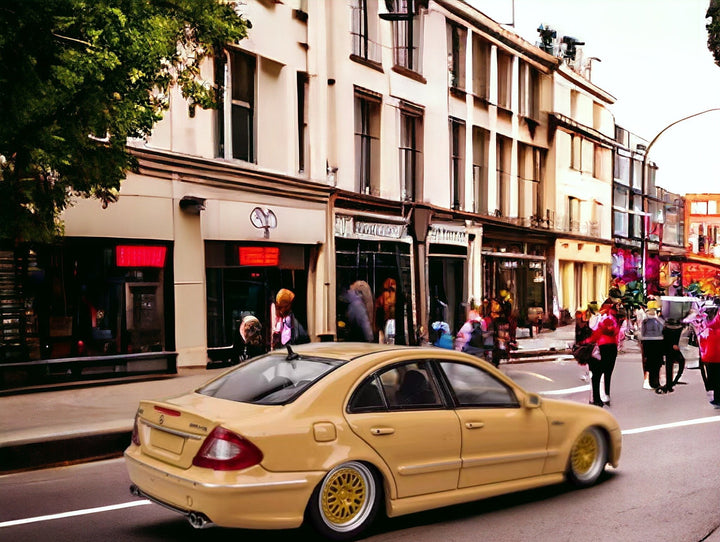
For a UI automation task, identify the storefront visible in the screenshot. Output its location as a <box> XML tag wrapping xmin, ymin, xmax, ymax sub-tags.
<box><xmin>205</xmin><ymin>241</ymin><xmax>311</xmax><ymax>352</ymax></box>
<box><xmin>482</xmin><ymin>229</ymin><xmax>553</xmax><ymax>328</ymax></box>
<box><xmin>427</xmin><ymin>223</ymin><xmax>469</xmax><ymax>335</ymax></box>
<box><xmin>0</xmin><ymin>239</ymin><xmax>174</xmax><ymax>367</ymax></box>
<box><xmin>334</xmin><ymin>213</ymin><xmax>415</xmax><ymax>345</ymax></box>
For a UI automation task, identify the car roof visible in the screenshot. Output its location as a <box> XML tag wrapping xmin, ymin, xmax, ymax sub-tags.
<box><xmin>280</xmin><ymin>342</ymin><xmax>423</xmax><ymax>362</ymax></box>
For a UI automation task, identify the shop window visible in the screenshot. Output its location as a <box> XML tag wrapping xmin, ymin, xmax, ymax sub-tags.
<box><xmin>216</xmin><ymin>49</ymin><xmax>256</xmax><ymax>162</ymax></box>
<box><xmin>5</xmin><ymin>242</ymin><xmax>172</xmax><ymax>362</ymax></box>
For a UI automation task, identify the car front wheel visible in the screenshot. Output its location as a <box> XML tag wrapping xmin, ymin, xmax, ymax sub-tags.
<box><xmin>567</xmin><ymin>426</ymin><xmax>608</xmax><ymax>487</ymax></box>
<box><xmin>307</xmin><ymin>461</ymin><xmax>382</xmax><ymax>541</ymax></box>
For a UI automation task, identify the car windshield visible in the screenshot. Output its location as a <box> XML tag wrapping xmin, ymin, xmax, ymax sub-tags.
<box><xmin>197</xmin><ymin>352</ymin><xmax>343</xmax><ymax>405</ymax></box>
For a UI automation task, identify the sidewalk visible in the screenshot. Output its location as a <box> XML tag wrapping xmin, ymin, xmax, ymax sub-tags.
<box><xmin>0</xmin><ymin>327</ymin><xmax>575</xmax><ymax>474</ymax></box>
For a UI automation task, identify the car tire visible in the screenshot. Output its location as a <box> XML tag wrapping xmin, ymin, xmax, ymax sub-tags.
<box><xmin>567</xmin><ymin>426</ymin><xmax>608</xmax><ymax>487</ymax></box>
<box><xmin>307</xmin><ymin>461</ymin><xmax>382</xmax><ymax>541</ymax></box>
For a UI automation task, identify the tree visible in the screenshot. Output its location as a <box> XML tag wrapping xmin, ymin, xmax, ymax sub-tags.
<box><xmin>708</xmin><ymin>0</ymin><xmax>720</xmax><ymax>67</ymax></box>
<box><xmin>0</xmin><ymin>0</ymin><xmax>249</xmax><ymax>243</ymax></box>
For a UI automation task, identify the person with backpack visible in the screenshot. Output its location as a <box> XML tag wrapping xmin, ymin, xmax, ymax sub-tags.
<box><xmin>640</xmin><ymin>299</ymin><xmax>665</xmax><ymax>390</ymax></box>
<box><xmin>588</xmin><ymin>301</ymin><xmax>621</xmax><ymax>407</ymax></box>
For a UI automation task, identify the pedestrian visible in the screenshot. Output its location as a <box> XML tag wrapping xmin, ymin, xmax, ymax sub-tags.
<box><xmin>697</xmin><ymin>306</ymin><xmax>720</xmax><ymax>408</ymax></box>
<box><xmin>575</xmin><ymin>308</ymin><xmax>592</xmax><ymax>382</ymax></box>
<box><xmin>491</xmin><ymin>298</ymin><xmax>511</xmax><ymax>368</ymax></box>
<box><xmin>640</xmin><ymin>299</ymin><xmax>665</xmax><ymax>390</ymax></box>
<box><xmin>233</xmin><ymin>314</ymin><xmax>266</xmax><ymax>362</ymax></box>
<box><xmin>343</xmin><ymin>282</ymin><xmax>374</xmax><ymax>342</ymax></box>
<box><xmin>657</xmin><ymin>316</ymin><xmax>684</xmax><ymax>394</ymax></box>
<box><xmin>431</xmin><ymin>321</ymin><xmax>454</xmax><ymax>349</ymax></box>
<box><xmin>454</xmin><ymin>307</ymin><xmax>481</xmax><ymax>353</ymax></box>
<box><xmin>587</xmin><ymin>301</ymin><xmax>621</xmax><ymax>407</ymax></box>
<box><xmin>375</xmin><ymin>277</ymin><xmax>397</xmax><ymax>343</ymax></box>
<box><xmin>272</xmin><ymin>288</ymin><xmax>310</xmax><ymax>349</ymax></box>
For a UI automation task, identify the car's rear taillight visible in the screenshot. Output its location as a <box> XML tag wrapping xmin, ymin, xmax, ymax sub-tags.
<box><xmin>192</xmin><ymin>427</ymin><xmax>263</xmax><ymax>471</ymax></box>
<box><xmin>131</xmin><ymin>414</ymin><xmax>141</xmax><ymax>446</ymax></box>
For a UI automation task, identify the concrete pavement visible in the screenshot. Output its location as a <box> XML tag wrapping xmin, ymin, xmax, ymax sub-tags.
<box><xmin>0</xmin><ymin>326</ymin><xmax>577</xmax><ymax>474</ymax></box>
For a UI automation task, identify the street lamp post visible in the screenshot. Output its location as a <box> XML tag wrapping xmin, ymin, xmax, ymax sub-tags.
<box><xmin>641</xmin><ymin>108</ymin><xmax>720</xmax><ymax>294</ymax></box>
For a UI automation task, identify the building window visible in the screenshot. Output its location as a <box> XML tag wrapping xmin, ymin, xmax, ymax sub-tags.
<box><xmin>355</xmin><ymin>88</ymin><xmax>381</xmax><ymax>195</ymax></box>
<box><xmin>571</xmin><ymin>135</ymin><xmax>581</xmax><ymax>170</ymax></box>
<box><xmin>496</xmin><ymin>135</ymin><xmax>511</xmax><ymax>216</ymax></box>
<box><xmin>614</xmin><ymin>210</ymin><xmax>629</xmax><ymax>237</ymax></box>
<box><xmin>568</xmin><ymin>196</ymin><xmax>580</xmax><ymax>232</ymax></box>
<box><xmin>519</xmin><ymin>61</ymin><xmax>539</xmax><ymax>119</ymax></box>
<box><xmin>631</xmin><ymin>195</ymin><xmax>643</xmax><ymax>238</ymax></box>
<box><xmin>472</xmin><ymin>126</ymin><xmax>489</xmax><ymax>214</ymax></box>
<box><xmin>631</xmin><ymin>158</ymin><xmax>643</xmax><ymax>190</ymax></box>
<box><xmin>386</xmin><ymin>0</ymin><xmax>422</xmax><ymax>72</ymax></box>
<box><xmin>472</xmin><ymin>34</ymin><xmax>491</xmax><ymax>100</ymax></box>
<box><xmin>350</xmin><ymin>0</ymin><xmax>381</xmax><ymax>63</ymax></box>
<box><xmin>297</xmin><ymin>72</ymin><xmax>308</xmax><ymax>173</ymax></box>
<box><xmin>691</xmin><ymin>201</ymin><xmax>709</xmax><ymax>214</ymax></box>
<box><xmin>447</xmin><ymin>22</ymin><xmax>466</xmax><ymax>90</ymax></box>
<box><xmin>497</xmin><ymin>50</ymin><xmax>513</xmax><ymax>110</ymax></box>
<box><xmin>614</xmin><ymin>153</ymin><xmax>630</xmax><ymax>184</ymax></box>
<box><xmin>400</xmin><ymin>104</ymin><xmax>423</xmax><ymax>201</ymax></box>
<box><xmin>518</xmin><ymin>144</ymin><xmax>545</xmax><ymax>220</ymax></box>
<box><xmin>450</xmin><ymin>118</ymin><xmax>465</xmax><ymax>210</ymax></box>
<box><xmin>581</xmin><ymin>139</ymin><xmax>594</xmax><ymax>175</ymax></box>
<box><xmin>216</xmin><ymin>49</ymin><xmax>256</xmax><ymax>162</ymax></box>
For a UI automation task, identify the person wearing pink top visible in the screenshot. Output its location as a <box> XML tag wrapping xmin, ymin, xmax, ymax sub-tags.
<box><xmin>698</xmin><ymin>307</ymin><xmax>720</xmax><ymax>408</ymax></box>
<box><xmin>588</xmin><ymin>303</ymin><xmax>621</xmax><ymax>407</ymax></box>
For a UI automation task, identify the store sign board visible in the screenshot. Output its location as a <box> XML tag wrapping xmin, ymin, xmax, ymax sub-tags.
<box><xmin>427</xmin><ymin>224</ymin><xmax>467</xmax><ymax>246</ymax></box>
<box><xmin>116</xmin><ymin>245</ymin><xmax>167</xmax><ymax>268</ymax></box>
<box><xmin>335</xmin><ymin>215</ymin><xmax>407</xmax><ymax>240</ymax></box>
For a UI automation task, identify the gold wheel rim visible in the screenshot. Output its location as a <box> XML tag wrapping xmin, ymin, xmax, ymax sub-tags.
<box><xmin>571</xmin><ymin>431</ymin><xmax>598</xmax><ymax>474</ymax></box>
<box><xmin>321</xmin><ymin>466</ymin><xmax>367</xmax><ymax>525</ymax></box>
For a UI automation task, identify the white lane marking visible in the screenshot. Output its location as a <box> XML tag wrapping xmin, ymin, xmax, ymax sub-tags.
<box><xmin>0</xmin><ymin>499</ymin><xmax>151</xmax><ymax>528</ymax></box>
<box><xmin>539</xmin><ymin>385</ymin><xmax>590</xmax><ymax>395</ymax></box>
<box><xmin>524</xmin><ymin>372</ymin><xmax>554</xmax><ymax>382</ymax></box>
<box><xmin>621</xmin><ymin>416</ymin><xmax>720</xmax><ymax>435</ymax></box>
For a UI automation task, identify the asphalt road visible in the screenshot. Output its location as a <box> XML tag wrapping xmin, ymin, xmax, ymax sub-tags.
<box><xmin>2</xmin><ymin>348</ymin><xmax>719</xmax><ymax>542</ymax></box>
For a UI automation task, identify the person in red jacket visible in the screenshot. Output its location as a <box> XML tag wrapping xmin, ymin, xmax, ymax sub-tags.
<box><xmin>588</xmin><ymin>302</ymin><xmax>621</xmax><ymax>407</ymax></box>
<box><xmin>698</xmin><ymin>308</ymin><xmax>720</xmax><ymax>408</ymax></box>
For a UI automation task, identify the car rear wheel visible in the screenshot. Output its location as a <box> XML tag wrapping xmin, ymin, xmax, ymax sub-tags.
<box><xmin>567</xmin><ymin>426</ymin><xmax>608</xmax><ymax>487</ymax></box>
<box><xmin>307</xmin><ymin>461</ymin><xmax>381</xmax><ymax>541</ymax></box>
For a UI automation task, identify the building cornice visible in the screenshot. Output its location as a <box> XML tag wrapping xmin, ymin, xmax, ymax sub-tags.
<box><xmin>128</xmin><ymin>145</ymin><xmax>332</xmax><ymax>204</ymax></box>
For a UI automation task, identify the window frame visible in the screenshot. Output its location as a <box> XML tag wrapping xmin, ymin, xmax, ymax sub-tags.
<box><xmin>216</xmin><ymin>49</ymin><xmax>256</xmax><ymax>163</ymax></box>
<box><xmin>354</xmin><ymin>87</ymin><xmax>382</xmax><ymax>195</ymax></box>
<box><xmin>399</xmin><ymin>103</ymin><xmax>423</xmax><ymax>201</ymax></box>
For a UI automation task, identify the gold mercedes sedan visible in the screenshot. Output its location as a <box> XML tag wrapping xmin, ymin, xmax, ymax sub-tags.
<box><xmin>125</xmin><ymin>343</ymin><xmax>621</xmax><ymax>540</ymax></box>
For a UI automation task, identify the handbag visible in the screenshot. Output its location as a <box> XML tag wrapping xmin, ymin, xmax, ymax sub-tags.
<box><xmin>572</xmin><ymin>342</ymin><xmax>595</xmax><ymax>365</ymax></box>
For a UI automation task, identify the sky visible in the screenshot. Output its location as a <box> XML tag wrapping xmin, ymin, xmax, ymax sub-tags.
<box><xmin>469</xmin><ymin>0</ymin><xmax>720</xmax><ymax>196</ymax></box>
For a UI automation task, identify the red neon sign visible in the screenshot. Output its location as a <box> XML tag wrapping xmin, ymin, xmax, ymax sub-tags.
<box><xmin>239</xmin><ymin>246</ymin><xmax>279</xmax><ymax>266</ymax></box>
<box><xmin>116</xmin><ymin>245</ymin><xmax>167</xmax><ymax>268</ymax></box>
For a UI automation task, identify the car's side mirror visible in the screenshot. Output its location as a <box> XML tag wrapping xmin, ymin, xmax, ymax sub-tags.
<box><xmin>523</xmin><ymin>392</ymin><xmax>542</xmax><ymax>409</ymax></box>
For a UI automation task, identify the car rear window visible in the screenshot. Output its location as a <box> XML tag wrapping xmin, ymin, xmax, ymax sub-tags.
<box><xmin>197</xmin><ymin>353</ymin><xmax>343</xmax><ymax>405</ymax></box>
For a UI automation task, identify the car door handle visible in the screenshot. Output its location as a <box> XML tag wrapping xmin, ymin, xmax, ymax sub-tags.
<box><xmin>465</xmin><ymin>422</ymin><xmax>485</xmax><ymax>429</ymax></box>
<box><xmin>370</xmin><ymin>427</ymin><xmax>395</xmax><ymax>435</ymax></box>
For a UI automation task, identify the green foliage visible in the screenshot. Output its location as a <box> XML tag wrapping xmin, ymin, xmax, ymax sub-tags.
<box><xmin>708</xmin><ymin>0</ymin><xmax>720</xmax><ymax>67</ymax></box>
<box><xmin>0</xmin><ymin>0</ymin><xmax>249</xmax><ymax>243</ymax></box>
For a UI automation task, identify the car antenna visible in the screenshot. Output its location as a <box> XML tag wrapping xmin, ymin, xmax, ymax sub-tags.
<box><xmin>285</xmin><ymin>344</ymin><xmax>299</xmax><ymax>361</ymax></box>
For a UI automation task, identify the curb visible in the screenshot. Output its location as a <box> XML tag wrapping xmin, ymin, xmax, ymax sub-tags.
<box><xmin>0</xmin><ymin>430</ymin><xmax>131</xmax><ymax>475</ymax></box>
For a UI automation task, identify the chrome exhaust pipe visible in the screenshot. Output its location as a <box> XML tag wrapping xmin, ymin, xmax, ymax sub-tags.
<box><xmin>130</xmin><ymin>484</ymin><xmax>214</xmax><ymax>529</ymax></box>
<box><xmin>187</xmin><ymin>512</ymin><xmax>212</xmax><ymax>529</ymax></box>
